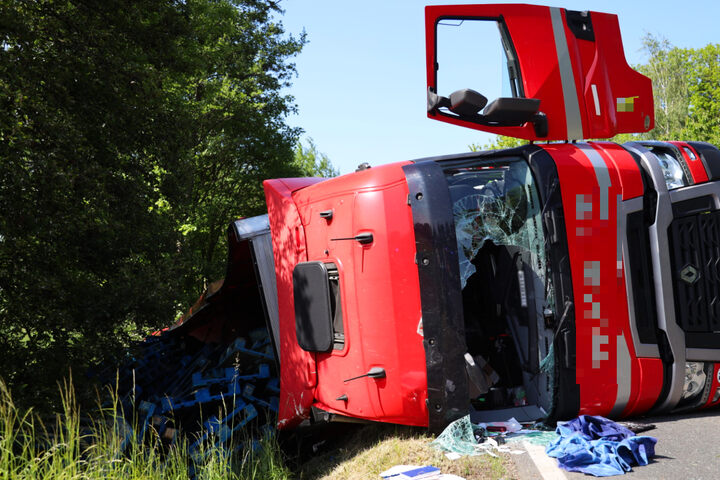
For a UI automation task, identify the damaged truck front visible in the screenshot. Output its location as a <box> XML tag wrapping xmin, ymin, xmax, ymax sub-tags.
<box><xmin>190</xmin><ymin>3</ymin><xmax>720</xmax><ymax>434</ymax></box>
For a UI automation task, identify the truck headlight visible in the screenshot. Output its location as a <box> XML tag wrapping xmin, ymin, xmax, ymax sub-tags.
<box><xmin>656</xmin><ymin>151</ymin><xmax>687</xmax><ymax>190</ymax></box>
<box><xmin>682</xmin><ymin>362</ymin><xmax>706</xmax><ymax>401</ymax></box>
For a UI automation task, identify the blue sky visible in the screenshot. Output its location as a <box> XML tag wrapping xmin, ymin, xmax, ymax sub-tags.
<box><xmin>279</xmin><ymin>1</ymin><xmax>720</xmax><ymax>174</ymax></box>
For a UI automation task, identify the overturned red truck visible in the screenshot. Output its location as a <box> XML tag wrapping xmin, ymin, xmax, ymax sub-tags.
<box><xmin>180</xmin><ymin>4</ymin><xmax>720</xmax><ymax>433</ymax></box>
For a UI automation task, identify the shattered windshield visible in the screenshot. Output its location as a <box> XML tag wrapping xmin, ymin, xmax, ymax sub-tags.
<box><xmin>447</xmin><ymin>159</ymin><xmax>546</xmax><ymax>288</ymax></box>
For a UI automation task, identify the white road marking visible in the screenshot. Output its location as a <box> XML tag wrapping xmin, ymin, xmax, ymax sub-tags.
<box><xmin>522</xmin><ymin>441</ymin><xmax>567</xmax><ymax>480</ymax></box>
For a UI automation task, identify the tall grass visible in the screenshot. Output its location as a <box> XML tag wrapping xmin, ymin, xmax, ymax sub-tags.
<box><xmin>0</xmin><ymin>380</ymin><xmax>292</xmax><ymax>479</ymax></box>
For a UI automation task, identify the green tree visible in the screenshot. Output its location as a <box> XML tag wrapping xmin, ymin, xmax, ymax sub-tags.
<box><xmin>164</xmin><ymin>0</ymin><xmax>308</xmax><ymax>295</ymax></box>
<box><xmin>469</xmin><ymin>135</ymin><xmax>527</xmax><ymax>151</ymax></box>
<box><xmin>684</xmin><ymin>44</ymin><xmax>720</xmax><ymax>146</ymax></box>
<box><xmin>293</xmin><ymin>138</ymin><xmax>339</xmax><ymax>178</ymax></box>
<box><xmin>0</xmin><ymin>0</ymin><xmax>304</xmax><ymax>408</ymax></box>
<box><xmin>635</xmin><ymin>35</ymin><xmax>690</xmax><ymax>140</ymax></box>
<box><xmin>625</xmin><ymin>36</ymin><xmax>720</xmax><ymax>145</ymax></box>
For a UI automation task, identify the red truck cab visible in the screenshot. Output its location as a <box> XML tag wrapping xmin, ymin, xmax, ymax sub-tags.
<box><xmin>252</xmin><ymin>5</ymin><xmax>720</xmax><ymax>432</ymax></box>
<box><xmin>263</xmin><ymin>141</ymin><xmax>720</xmax><ymax>433</ymax></box>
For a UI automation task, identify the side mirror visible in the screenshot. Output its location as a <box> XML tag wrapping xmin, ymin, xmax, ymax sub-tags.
<box><xmin>483</xmin><ymin>97</ymin><xmax>540</xmax><ymax>125</ymax></box>
<box><xmin>293</xmin><ymin>262</ymin><xmax>334</xmax><ymax>352</ymax></box>
<box><xmin>428</xmin><ymin>87</ymin><xmax>487</xmax><ymax>115</ymax></box>
<box><xmin>449</xmin><ymin>89</ymin><xmax>488</xmax><ymax>116</ymax></box>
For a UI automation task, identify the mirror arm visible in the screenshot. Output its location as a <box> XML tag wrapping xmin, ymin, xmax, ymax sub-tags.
<box><xmin>427</xmin><ymin>87</ymin><xmax>451</xmax><ymax>112</ymax></box>
<box><xmin>431</xmin><ymin>109</ymin><xmax>549</xmax><ymax>137</ymax></box>
<box><xmin>531</xmin><ymin>112</ymin><xmax>548</xmax><ymax>138</ymax></box>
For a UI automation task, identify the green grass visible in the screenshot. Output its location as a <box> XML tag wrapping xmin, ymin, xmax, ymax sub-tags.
<box><xmin>0</xmin><ymin>380</ymin><xmax>292</xmax><ymax>479</ymax></box>
<box><xmin>0</xmin><ymin>380</ymin><xmax>514</xmax><ymax>479</ymax></box>
<box><xmin>298</xmin><ymin>424</ymin><xmax>513</xmax><ymax>480</ymax></box>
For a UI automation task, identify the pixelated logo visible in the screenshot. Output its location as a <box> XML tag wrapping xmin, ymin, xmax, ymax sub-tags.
<box><xmin>680</xmin><ymin>264</ymin><xmax>700</xmax><ymax>284</ymax></box>
<box><xmin>616</xmin><ymin>96</ymin><xmax>639</xmax><ymax>113</ymax></box>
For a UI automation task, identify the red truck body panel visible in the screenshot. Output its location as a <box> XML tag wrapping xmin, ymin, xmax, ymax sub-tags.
<box><xmin>267</xmin><ymin>165</ymin><xmax>430</xmax><ymax>428</ymax></box>
<box><xmin>703</xmin><ymin>363</ymin><xmax>720</xmax><ymax>409</ymax></box>
<box><xmin>264</xmin><ymin>177</ymin><xmax>324</xmax><ymax>428</ymax></box>
<box><xmin>669</xmin><ymin>141</ymin><xmax>710</xmax><ymax>184</ymax></box>
<box><xmin>542</xmin><ymin>143</ymin><xmax>660</xmax><ymax>417</ymax></box>
<box><xmin>292</xmin><ymin>163</ymin><xmax>428</xmax><ymax>426</ymax></box>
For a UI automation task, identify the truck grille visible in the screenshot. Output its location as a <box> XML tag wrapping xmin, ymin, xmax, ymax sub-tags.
<box><xmin>669</xmin><ymin>209</ymin><xmax>720</xmax><ymax>334</ymax></box>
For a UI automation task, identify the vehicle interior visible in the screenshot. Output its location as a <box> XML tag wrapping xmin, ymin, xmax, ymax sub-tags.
<box><xmin>445</xmin><ymin>158</ymin><xmax>555</xmax><ymax>421</ymax></box>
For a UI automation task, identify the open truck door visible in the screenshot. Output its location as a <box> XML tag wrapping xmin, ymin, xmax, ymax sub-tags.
<box><xmin>425</xmin><ymin>4</ymin><xmax>654</xmax><ymax>141</ymax></box>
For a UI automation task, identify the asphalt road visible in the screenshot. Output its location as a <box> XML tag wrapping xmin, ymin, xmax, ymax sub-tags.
<box><xmin>513</xmin><ymin>408</ymin><xmax>720</xmax><ymax>480</ymax></box>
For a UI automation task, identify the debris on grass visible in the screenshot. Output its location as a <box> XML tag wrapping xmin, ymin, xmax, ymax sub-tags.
<box><xmin>92</xmin><ymin>325</ymin><xmax>280</xmax><ymax>473</ymax></box>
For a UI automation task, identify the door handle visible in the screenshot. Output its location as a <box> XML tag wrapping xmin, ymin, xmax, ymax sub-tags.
<box><xmin>343</xmin><ymin>367</ymin><xmax>386</xmax><ymax>383</ymax></box>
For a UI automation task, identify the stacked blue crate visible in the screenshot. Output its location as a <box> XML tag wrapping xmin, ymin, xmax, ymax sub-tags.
<box><xmin>99</xmin><ymin>326</ymin><xmax>279</xmax><ymax>464</ymax></box>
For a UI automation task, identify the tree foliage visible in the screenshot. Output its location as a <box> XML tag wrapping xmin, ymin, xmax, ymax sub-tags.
<box><xmin>0</xmin><ymin>0</ymin><xmax>309</xmax><ymax>407</ymax></box>
<box><xmin>635</xmin><ymin>35</ymin><xmax>690</xmax><ymax>140</ymax></box>
<box><xmin>293</xmin><ymin>138</ymin><xmax>339</xmax><ymax>178</ymax></box>
<box><xmin>683</xmin><ymin>44</ymin><xmax>720</xmax><ymax>146</ymax></box>
<box><xmin>469</xmin><ymin>135</ymin><xmax>527</xmax><ymax>152</ymax></box>
<box><xmin>627</xmin><ymin>36</ymin><xmax>720</xmax><ymax>145</ymax></box>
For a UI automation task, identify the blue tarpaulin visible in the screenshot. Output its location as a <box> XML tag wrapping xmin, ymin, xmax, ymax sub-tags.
<box><xmin>545</xmin><ymin>415</ymin><xmax>656</xmax><ymax>476</ymax></box>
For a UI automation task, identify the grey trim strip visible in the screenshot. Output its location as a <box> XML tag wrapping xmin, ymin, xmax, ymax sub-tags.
<box><xmin>624</xmin><ymin>142</ymin><xmax>686</xmax><ymax>413</ymax></box>
<box><xmin>609</xmin><ymin>332</ymin><xmax>632</xmax><ymax>417</ymax></box>
<box><xmin>578</xmin><ymin>144</ymin><xmax>611</xmax><ymax>219</ymax></box>
<box><xmin>252</xmin><ymin>233</ymin><xmax>281</xmax><ymax>363</ymax></box>
<box><xmin>668</xmin><ymin>182</ymin><xmax>720</xmax><ymax>207</ymax></box>
<box><xmin>687</xmin><ymin>348</ymin><xmax>720</xmax><ymax>362</ymax></box>
<box><xmin>550</xmin><ymin>7</ymin><xmax>584</xmax><ymax>140</ymax></box>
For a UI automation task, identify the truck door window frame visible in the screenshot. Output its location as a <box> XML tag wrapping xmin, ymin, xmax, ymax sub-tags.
<box><xmin>433</xmin><ymin>16</ymin><xmax>526</xmax><ymax>111</ymax></box>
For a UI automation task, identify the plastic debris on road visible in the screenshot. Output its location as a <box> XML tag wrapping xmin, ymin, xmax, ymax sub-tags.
<box><xmin>430</xmin><ymin>415</ymin><xmax>526</xmax><ymax>457</ymax></box>
<box><xmin>430</xmin><ymin>415</ymin><xmax>483</xmax><ymax>456</ymax></box>
<box><xmin>475</xmin><ymin>417</ymin><xmax>523</xmax><ymax>434</ymax></box>
<box><xmin>380</xmin><ymin>464</ymin><xmax>466</xmax><ymax>479</ymax></box>
<box><xmin>504</xmin><ymin>429</ymin><xmax>559</xmax><ymax>446</ymax></box>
